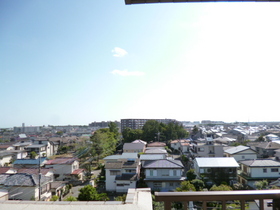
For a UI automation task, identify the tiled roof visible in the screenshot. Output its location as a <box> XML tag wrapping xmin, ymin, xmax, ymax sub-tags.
<box><xmin>105</xmin><ymin>162</ymin><xmax>123</xmax><ymax>169</ymax></box>
<box><xmin>45</xmin><ymin>158</ymin><xmax>76</xmax><ymax>165</ymax></box>
<box><xmin>256</xmin><ymin>142</ymin><xmax>280</xmax><ymax>149</ymax></box>
<box><xmin>147</xmin><ymin>142</ymin><xmax>166</xmax><ymax>147</ymax></box>
<box><xmin>142</xmin><ymin>159</ymin><xmax>183</xmax><ymax>169</ymax></box>
<box><xmin>144</xmin><ymin>148</ymin><xmax>167</xmax><ymax>154</ymax></box>
<box><xmin>17</xmin><ymin>168</ymin><xmax>53</xmax><ymax>175</ymax></box>
<box><xmin>71</xmin><ymin>169</ymin><xmax>84</xmax><ymax>175</ymax></box>
<box><xmin>0</xmin><ymin>167</ymin><xmax>11</xmax><ymax>174</ymax></box>
<box><xmin>224</xmin><ymin>145</ymin><xmax>251</xmax><ymax>154</ymax></box>
<box><xmin>240</xmin><ymin>159</ymin><xmax>280</xmax><ymax>167</ymax></box>
<box><xmin>2</xmin><ymin>173</ymin><xmax>51</xmax><ymax>186</ymax></box>
<box><xmin>13</xmin><ymin>157</ymin><xmax>47</xmax><ymax>165</ymax></box>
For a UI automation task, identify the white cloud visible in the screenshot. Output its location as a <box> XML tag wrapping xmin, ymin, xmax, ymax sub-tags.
<box><xmin>112</xmin><ymin>47</ymin><xmax>128</xmax><ymax>57</ymax></box>
<box><xmin>111</xmin><ymin>69</ymin><xmax>145</xmax><ymax>76</ymax></box>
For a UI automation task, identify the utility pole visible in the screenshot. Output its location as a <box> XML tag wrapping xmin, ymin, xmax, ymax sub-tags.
<box><xmin>38</xmin><ymin>151</ymin><xmax>41</xmax><ymax>201</ymax></box>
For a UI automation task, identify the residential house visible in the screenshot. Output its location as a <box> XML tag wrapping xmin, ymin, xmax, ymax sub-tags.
<box><xmin>191</xmin><ymin>137</ymin><xmax>224</xmax><ymax>157</ymax></box>
<box><xmin>274</xmin><ymin>148</ymin><xmax>280</xmax><ymax>161</ymax></box>
<box><xmin>104</xmin><ymin>153</ymin><xmax>138</xmax><ymax>163</ymax></box>
<box><xmin>224</xmin><ymin>145</ymin><xmax>257</xmax><ymax>162</ymax></box>
<box><xmin>13</xmin><ymin>141</ymin><xmax>32</xmax><ymax>151</ymax></box>
<box><xmin>140</xmin><ymin>154</ymin><xmax>166</xmax><ymax>164</ymax></box>
<box><xmin>44</xmin><ymin>157</ymin><xmax>83</xmax><ymax>181</ymax></box>
<box><xmin>105</xmin><ymin>154</ymin><xmax>140</xmax><ymax>192</ymax></box>
<box><xmin>142</xmin><ymin>159</ymin><xmax>185</xmax><ymax>191</ymax></box>
<box><xmin>123</xmin><ymin>143</ymin><xmax>145</xmax><ymax>153</ymax></box>
<box><xmin>50</xmin><ymin>181</ymin><xmax>67</xmax><ymax>200</ymax></box>
<box><xmin>0</xmin><ymin>173</ymin><xmax>52</xmax><ymax>201</ymax></box>
<box><xmin>170</xmin><ymin>139</ymin><xmax>191</xmax><ymax>153</ymax></box>
<box><xmin>0</xmin><ymin>150</ymin><xmax>27</xmax><ymax>166</ymax></box>
<box><xmin>193</xmin><ymin>157</ymin><xmax>239</xmax><ymax>186</ymax></box>
<box><xmin>251</xmin><ymin>141</ymin><xmax>280</xmax><ymax>158</ymax></box>
<box><xmin>0</xmin><ymin>151</ymin><xmax>13</xmax><ymax>167</ymax></box>
<box><xmin>238</xmin><ymin>159</ymin><xmax>280</xmax><ymax>189</ymax></box>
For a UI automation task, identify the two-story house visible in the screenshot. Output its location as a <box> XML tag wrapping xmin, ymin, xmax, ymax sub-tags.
<box><xmin>238</xmin><ymin>159</ymin><xmax>280</xmax><ymax>189</ymax></box>
<box><xmin>142</xmin><ymin>159</ymin><xmax>185</xmax><ymax>191</ymax></box>
<box><xmin>191</xmin><ymin>137</ymin><xmax>224</xmax><ymax>157</ymax></box>
<box><xmin>224</xmin><ymin>145</ymin><xmax>257</xmax><ymax>162</ymax></box>
<box><xmin>105</xmin><ymin>153</ymin><xmax>140</xmax><ymax>193</ymax></box>
<box><xmin>44</xmin><ymin>157</ymin><xmax>83</xmax><ymax>181</ymax></box>
<box><xmin>193</xmin><ymin>157</ymin><xmax>239</xmax><ymax>186</ymax></box>
<box><xmin>250</xmin><ymin>141</ymin><xmax>280</xmax><ymax>158</ymax></box>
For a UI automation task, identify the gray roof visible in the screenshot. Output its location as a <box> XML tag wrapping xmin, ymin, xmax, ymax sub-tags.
<box><xmin>140</xmin><ymin>154</ymin><xmax>166</xmax><ymax>161</ymax></box>
<box><xmin>240</xmin><ymin>159</ymin><xmax>280</xmax><ymax>167</ymax></box>
<box><xmin>123</xmin><ymin>143</ymin><xmax>145</xmax><ymax>150</ymax></box>
<box><xmin>195</xmin><ymin>157</ymin><xmax>239</xmax><ymax>168</ymax></box>
<box><xmin>144</xmin><ymin>148</ymin><xmax>167</xmax><ymax>154</ymax></box>
<box><xmin>13</xmin><ymin>157</ymin><xmax>47</xmax><ymax>165</ymax></box>
<box><xmin>142</xmin><ymin>159</ymin><xmax>183</xmax><ymax>169</ymax></box>
<box><xmin>255</xmin><ymin>142</ymin><xmax>280</xmax><ymax>149</ymax></box>
<box><xmin>105</xmin><ymin>162</ymin><xmax>123</xmax><ymax>169</ymax></box>
<box><xmin>1</xmin><ymin>173</ymin><xmax>51</xmax><ymax>186</ymax></box>
<box><xmin>224</xmin><ymin>145</ymin><xmax>251</xmax><ymax>154</ymax></box>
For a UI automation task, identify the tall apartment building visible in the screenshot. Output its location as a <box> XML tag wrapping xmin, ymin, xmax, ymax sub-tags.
<box><xmin>121</xmin><ymin>119</ymin><xmax>176</xmax><ymax>132</ymax></box>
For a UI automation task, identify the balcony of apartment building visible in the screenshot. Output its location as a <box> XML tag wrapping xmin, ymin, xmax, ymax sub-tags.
<box><xmin>155</xmin><ymin>190</ymin><xmax>280</xmax><ymax>210</ymax></box>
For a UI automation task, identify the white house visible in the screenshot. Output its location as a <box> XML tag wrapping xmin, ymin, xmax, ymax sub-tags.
<box><xmin>193</xmin><ymin>157</ymin><xmax>239</xmax><ymax>186</ymax></box>
<box><xmin>142</xmin><ymin>159</ymin><xmax>185</xmax><ymax>191</ymax></box>
<box><xmin>105</xmin><ymin>154</ymin><xmax>140</xmax><ymax>193</ymax></box>
<box><xmin>44</xmin><ymin>157</ymin><xmax>82</xmax><ymax>181</ymax></box>
<box><xmin>238</xmin><ymin>159</ymin><xmax>280</xmax><ymax>189</ymax></box>
<box><xmin>224</xmin><ymin>145</ymin><xmax>257</xmax><ymax>162</ymax></box>
<box><xmin>192</xmin><ymin>138</ymin><xmax>224</xmax><ymax>157</ymax></box>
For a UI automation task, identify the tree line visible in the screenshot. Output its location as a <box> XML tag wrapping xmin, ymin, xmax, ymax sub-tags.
<box><xmin>122</xmin><ymin>120</ymin><xmax>189</xmax><ymax>143</ymax></box>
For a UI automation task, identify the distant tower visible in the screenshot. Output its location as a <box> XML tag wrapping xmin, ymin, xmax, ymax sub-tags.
<box><xmin>22</xmin><ymin>123</ymin><xmax>25</xmax><ymax>133</ymax></box>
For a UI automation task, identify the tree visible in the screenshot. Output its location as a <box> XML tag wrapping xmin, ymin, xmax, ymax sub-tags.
<box><xmin>90</xmin><ymin>129</ymin><xmax>118</xmax><ymax>163</ymax></box>
<box><xmin>191</xmin><ymin>179</ymin><xmax>205</xmax><ymax>191</ymax></box>
<box><xmin>50</xmin><ymin>195</ymin><xmax>59</xmax><ymax>201</ymax></box>
<box><xmin>186</xmin><ymin>169</ymin><xmax>196</xmax><ymax>181</ymax></box>
<box><xmin>78</xmin><ymin>185</ymin><xmax>108</xmax><ymax>201</ymax></box>
<box><xmin>114</xmin><ymin>194</ymin><xmax>126</xmax><ymax>203</ymax></box>
<box><xmin>30</xmin><ymin>151</ymin><xmax>37</xmax><ymax>159</ymax></box>
<box><xmin>108</xmin><ymin>122</ymin><xmax>120</xmax><ymax>140</ymax></box>
<box><xmin>209</xmin><ymin>184</ymin><xmax>232</xmax><ymax>191</ymax></box>
<box><xmin>254</xmin><ymin>180</ymin><xmax>268</xmax><ymax>190</ymax></box>
<box><xmin>142</xmin><ymin>120</ymin><xmax>161</xmax><ymax>142</ymax></box>
<box><xmin>176</xmin><ymin>181</ymin><xmax>196</xmax><ymax>192</ymax></box>
<box><xmin>122</xmin><ymin>127</ymin><xmax>143</xmax><ymax>143</ymax></box>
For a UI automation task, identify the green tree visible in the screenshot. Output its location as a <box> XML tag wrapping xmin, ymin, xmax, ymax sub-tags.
<box><xmin>114</xmin><ymin>194</ymin><xmax>127</xmax><ymax>203</ymax></box>
<box><xmin>108</xmin><ymin>122</ymin><xmax>120</xmax><ymax>140</ymax></box>
<box><xmin>30</xmin><ymin>151</ymin><xmax>37</xmax><ymax>159</ymax></box>
<box><xmin>256</xmin><ymin>135</ymin><xmax>266</xmax><ymax>142</ymax></box>
<box><xmin>90</xmin><ymin>129</ymin><xmax>118</xmax><ymax>163</ymax></box>
<box><xmin>191</xmin><ymin>179</ymin><xmax>205</xmax><ymax>191</ymax></box>
<box><xmin>142</xmin><ymin>120</ymin><xmax>161</xmax><ymax>142</ymax></box>
<box><xmin>122</xmin><ymin>127</ymin><xmax>143</xmax><ymax>143</ymax></box>
<box><xmin>209</xmin><ymin>184</ymin><xmax>232</xmax><ymax>191</ymax></box>
<box><xmin>186</xmin><ymin>169</ymin><xmax>196</xmax><ymax>181</ymax></box>
<box><xmin>176</xmin><ymin>181</ymin><xmax>196</xmax><ymax>192</ymax></box>
<box><xmin>78</xmin><ymin>185</ymin><xmax>108</xmax><ymax>201</ymax></box>
<box><xmin>254</xmin><ymin>180</ymin><xmax>269</xmax><ymax>190</ymax></box>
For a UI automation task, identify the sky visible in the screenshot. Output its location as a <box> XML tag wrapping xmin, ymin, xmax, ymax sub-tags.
<box><xmin>1</xmin><ymin>0</ymin><xmax>280</xmax><ymax>128</ymax></box>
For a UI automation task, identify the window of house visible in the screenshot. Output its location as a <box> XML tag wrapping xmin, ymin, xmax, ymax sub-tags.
<box><xmin>207</xmin><ymin>168</ymin><xmax>211</xmax><ymax>173</ymax></box>
<box><xmin>162</xmin><ymin>169</ymin><xmax>169</xmax><ymax>176</ymax></box>
<box><xmin>198</xmin><ymin>147</ymin><xmax>204</xmax><ymax>152</ymax></box>
<box><xmin>263</xmin><ymin>168</ymin><xmax>267</xmax><ymax>173</ymax></box>
<box><xmin>173</xmin><ymin>170</ymin><xmax>177</xmax><ymax>176</ymax></box>
<box><xmin>271</xmin><ymin>168</ymin><xmax>279</xmax><ymax>172</ymax></box>
<box><xmin>154</xmin><ymin>183</ymin><xmax>162</xmax><ymax>188</ymax></box>
<box><xmin>110</xmin><ymin>170</ymin><xmax>121</xmax><ymax>175</ymax></box>
<box><xmin>242</xmin><ymin>156</ymin><xmax>245</xmax><ymax>159</ymax></box>
<box><xmin>169</xmin><ymin>182</ymin><xmax>174</xmax><ymax>187</ymax></box>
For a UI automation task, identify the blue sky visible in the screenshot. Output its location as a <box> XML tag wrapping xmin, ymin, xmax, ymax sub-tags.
<box><xmin>1</xmin><ymin>1</ymin><xmax>280</xmax><ymax>128</ymax></box>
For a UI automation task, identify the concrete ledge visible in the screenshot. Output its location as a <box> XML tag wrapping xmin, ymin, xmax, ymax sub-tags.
<box><xmin>0</xmin><ymin>188</ymin><xmax>152</xmax><ymax>210</ymax></box>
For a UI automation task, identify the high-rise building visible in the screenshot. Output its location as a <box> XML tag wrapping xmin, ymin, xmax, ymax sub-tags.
<box><xmin>121</xmin><ymin>119</ymin><xmax>176</xmax><ymax>132</ymax></box>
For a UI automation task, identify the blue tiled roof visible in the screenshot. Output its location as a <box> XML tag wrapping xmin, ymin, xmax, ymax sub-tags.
<box><xmin>13</xmin><ymin>157</ymin><xmax>47</xmax><ymax>165</ymax></box>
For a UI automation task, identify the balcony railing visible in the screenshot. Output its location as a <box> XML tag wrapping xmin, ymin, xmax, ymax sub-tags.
<box><xmin>155</xmin><ymin>190</ymin><xmax>280</xmax><ymax>210</ymax></box>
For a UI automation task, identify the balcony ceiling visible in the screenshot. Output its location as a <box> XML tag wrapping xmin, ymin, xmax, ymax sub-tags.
<box><xmin>125</xmin><ymin>0</ymin><xmax>279</xmax><ymax>4</ymax></box>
